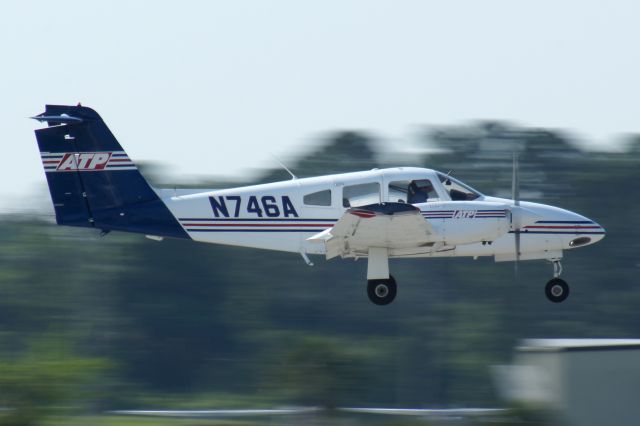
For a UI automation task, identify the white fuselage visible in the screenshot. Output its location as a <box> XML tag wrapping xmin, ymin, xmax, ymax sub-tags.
<box><xmin>157</xmin><ymin>167</ymin><xmax>605</xmax><ymax>262</ymax></box>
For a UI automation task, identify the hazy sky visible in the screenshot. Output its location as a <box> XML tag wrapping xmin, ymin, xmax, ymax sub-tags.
<box><xmin>2</xmin><ymin>1</ymin><xmax>639</xmax><ymax>208</ymax></box>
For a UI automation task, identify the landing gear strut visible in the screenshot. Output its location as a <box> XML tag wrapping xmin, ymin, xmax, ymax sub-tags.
<box><xmin>367</xmin><ymin>276</ymin><xmax>397</xmax><ymax>305</ymax></box>
<box><xmin>366</xmin><ymin>247</ymin><xmax>397</xmax><ymax>305</ymax></box>
<box><xmin>545</xmin><ymin>260</ymin><xmax>569</xmax><ymax>303</ymax></box>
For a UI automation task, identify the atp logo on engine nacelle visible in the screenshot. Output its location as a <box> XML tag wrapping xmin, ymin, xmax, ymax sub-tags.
<box><xmin>57</xmin><ymin>152</ymin><xmax>112</xmax><ymax>171</ymax></box>
<box><xmin>453</xmin><ymin>210</ymin><xmax>477</xmax><ymax>219</ymax></box>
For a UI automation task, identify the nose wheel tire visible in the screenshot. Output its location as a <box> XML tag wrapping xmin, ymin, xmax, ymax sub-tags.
<box><xmin>545</xmin><ymin>278</ymin><xmax>569</xmax><ymax>303</ymax></box>
<box><xmin>367</xmin><ymin>276</ymin><xmax>397</xmax><ymax>305</ymax></box>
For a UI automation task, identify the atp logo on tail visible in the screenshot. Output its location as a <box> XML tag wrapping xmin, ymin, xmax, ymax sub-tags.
<box><xmin>57</xmin><ymin>152</ymin><xmax>112</xmax><ymax>171</ymax></box>
<box><xmin>41</xmin><ymin>151</ymin><xmax>135</xmax><ymax>173</ymax></box>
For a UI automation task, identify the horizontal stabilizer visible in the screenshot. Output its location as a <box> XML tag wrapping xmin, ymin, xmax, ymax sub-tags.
<box><xmin>31</xmin><ymin>113</ymin><xmax>83</xmax><ymax>125</ymax></box>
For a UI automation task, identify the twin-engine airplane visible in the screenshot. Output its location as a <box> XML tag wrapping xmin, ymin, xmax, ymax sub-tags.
<box><xmin>33</xmin><ymin>105</ymin><xmax>605</xmax><ymax>305</ymax></box>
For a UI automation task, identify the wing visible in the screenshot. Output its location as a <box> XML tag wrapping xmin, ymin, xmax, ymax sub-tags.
<box><xmin>307</xmin><ymin>202</ymin><xmax>435</xmax><ymax>259</ymax></box>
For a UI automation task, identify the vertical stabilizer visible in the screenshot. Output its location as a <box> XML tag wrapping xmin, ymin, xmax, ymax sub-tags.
<box><xmin>33</xmin><ymin>105</ymin><xmax>188</xmax><ymax>239</ymax></box>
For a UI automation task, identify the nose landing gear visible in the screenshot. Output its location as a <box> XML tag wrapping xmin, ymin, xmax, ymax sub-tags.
<box><xmin>545</xmin><ymin>260</ymin><xmax>569</xmax><ymax>303</ymax></box>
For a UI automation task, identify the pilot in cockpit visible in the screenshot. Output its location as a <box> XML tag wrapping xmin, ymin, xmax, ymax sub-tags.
<box><xmin>408</xmin><ymin>179</ymin><xmax>434</xmax><ymax>204</ymax></box>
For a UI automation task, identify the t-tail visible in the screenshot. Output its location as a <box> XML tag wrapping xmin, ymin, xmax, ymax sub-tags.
<box><xmin>33</xmin><ymin>105</ymin><xmax>188</xmax><ymax>239</ymax></box>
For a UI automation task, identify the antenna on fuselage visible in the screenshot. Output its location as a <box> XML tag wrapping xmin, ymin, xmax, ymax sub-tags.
<box><xmin>443</xmin><ymin>170</ymin><xmax>453</xmax><ymax>185</ymax></box>
<box><xmin>270</xmin><ymin>154</ymin><xmax>297</xmax><ymax>180</ymax></box>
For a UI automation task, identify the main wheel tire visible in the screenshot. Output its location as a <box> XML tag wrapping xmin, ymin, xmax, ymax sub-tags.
<box><xmin>545</xmin><ymin>278</ymin><xmax>569</xmax><ymax>303</ymax></box>
<box><xmin>367</xmin><ymin>276</ymin><xmax>397</xmax><ymax>305</ymax></box>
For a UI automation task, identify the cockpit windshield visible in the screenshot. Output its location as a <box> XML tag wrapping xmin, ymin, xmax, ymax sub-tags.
<box><xmin>437</xmin><ymin>172</ymin><xmax>482</xmax><ymax>201</ymax></box>
<box><xmin>388</xmin><ymin>179</ymin><xmax>440</xmax><ymax>204</ymax></box>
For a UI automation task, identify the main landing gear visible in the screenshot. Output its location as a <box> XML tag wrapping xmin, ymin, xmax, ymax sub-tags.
<box><xmin>367</xmin><ymin>276</ymin><xmax>397</xmax><ymax>305</ymax></box>
<box><xmin>545</xmin><ymin>260</ymin><xmax>569</xmax><ymax>303</ymax></box>
<box><xmin>366</xmin><ymin>247</ymin><xmax>398</xmax><ymax>305</ymax></box>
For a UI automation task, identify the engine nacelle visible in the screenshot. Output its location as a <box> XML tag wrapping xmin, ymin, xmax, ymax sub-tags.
<box><xmin>422</xmin><ymin>201</ymin><xmax>511</xmax><ymax>245</ymax></box>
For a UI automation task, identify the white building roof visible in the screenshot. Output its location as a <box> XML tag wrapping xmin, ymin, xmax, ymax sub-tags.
<box><xmin>518</xmin><ymin>339</ymin><xmax>640</xmax><ymax>352</ymax></box>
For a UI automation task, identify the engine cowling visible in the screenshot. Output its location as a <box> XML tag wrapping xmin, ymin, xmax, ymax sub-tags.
<box><xmin>422</xmin><ymin>201</ymin><xmax>512</xmax><ymax>245</ymax></box>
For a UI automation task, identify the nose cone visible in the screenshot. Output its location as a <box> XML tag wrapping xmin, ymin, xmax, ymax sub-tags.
<box><xmin>555</xmin><ymin>212</ymin><xmax>606</xmax><ymax>248</ymax></box>
<box><xmin>517</xmin><ymin>202</ymin><xmax>605</xmax><ymax>248</ymax></box>
<box><xmin>566</xmin><ymin>210</ymin><xmax>606</xmax><ymax>246</ymax></box>
<box><xmin>580</xmin><ymin>218</ymin><xmax>606</xmax><ymax>245</ymax></box>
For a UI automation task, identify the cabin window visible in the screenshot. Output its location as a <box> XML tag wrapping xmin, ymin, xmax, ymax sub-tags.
<box><xmin>388</xmin><ymin>181</ymin><xmax>411</xmax><ymax>203</ymax></box>
<box><xmin>389</xmin><ymin>180</ymin><xmax>439</xmax><ymax>204</ymax></box>
<box><xmin>343</xmin><ymin>182</ymin><xmax>380</xmax><ymax>207</ymax></box>
<box><xmin>303</xmin><ymin>189</ymin><xmax>332</xmax><ymax>206</ymax></box>
<box><xmin>437</xmin><ymin>173</ymin><xmax>481</xmax><ymax>201</ymax></box>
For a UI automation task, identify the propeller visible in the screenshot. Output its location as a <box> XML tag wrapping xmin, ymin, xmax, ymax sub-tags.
<box><xmin>510</xmin><ymin>154</ymin><xmax>521</xmax><ymax>276</ymax></box>
<box><xmin>508</xmin><ymin>154</ymin><xmax>543</xmax><ymax>276</ymax></box>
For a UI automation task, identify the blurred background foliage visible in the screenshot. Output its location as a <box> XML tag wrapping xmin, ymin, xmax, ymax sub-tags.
<box><xmin>1</xmin><ymin>122</ymin><xmax>639</xmax><ymax>424</ymax></box>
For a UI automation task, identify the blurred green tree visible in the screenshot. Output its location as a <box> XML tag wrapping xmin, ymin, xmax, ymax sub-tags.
<box><xmin>0</xmin><ymin>335</ymin><xmax>108</xmax><ymax>426</ymax></box>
